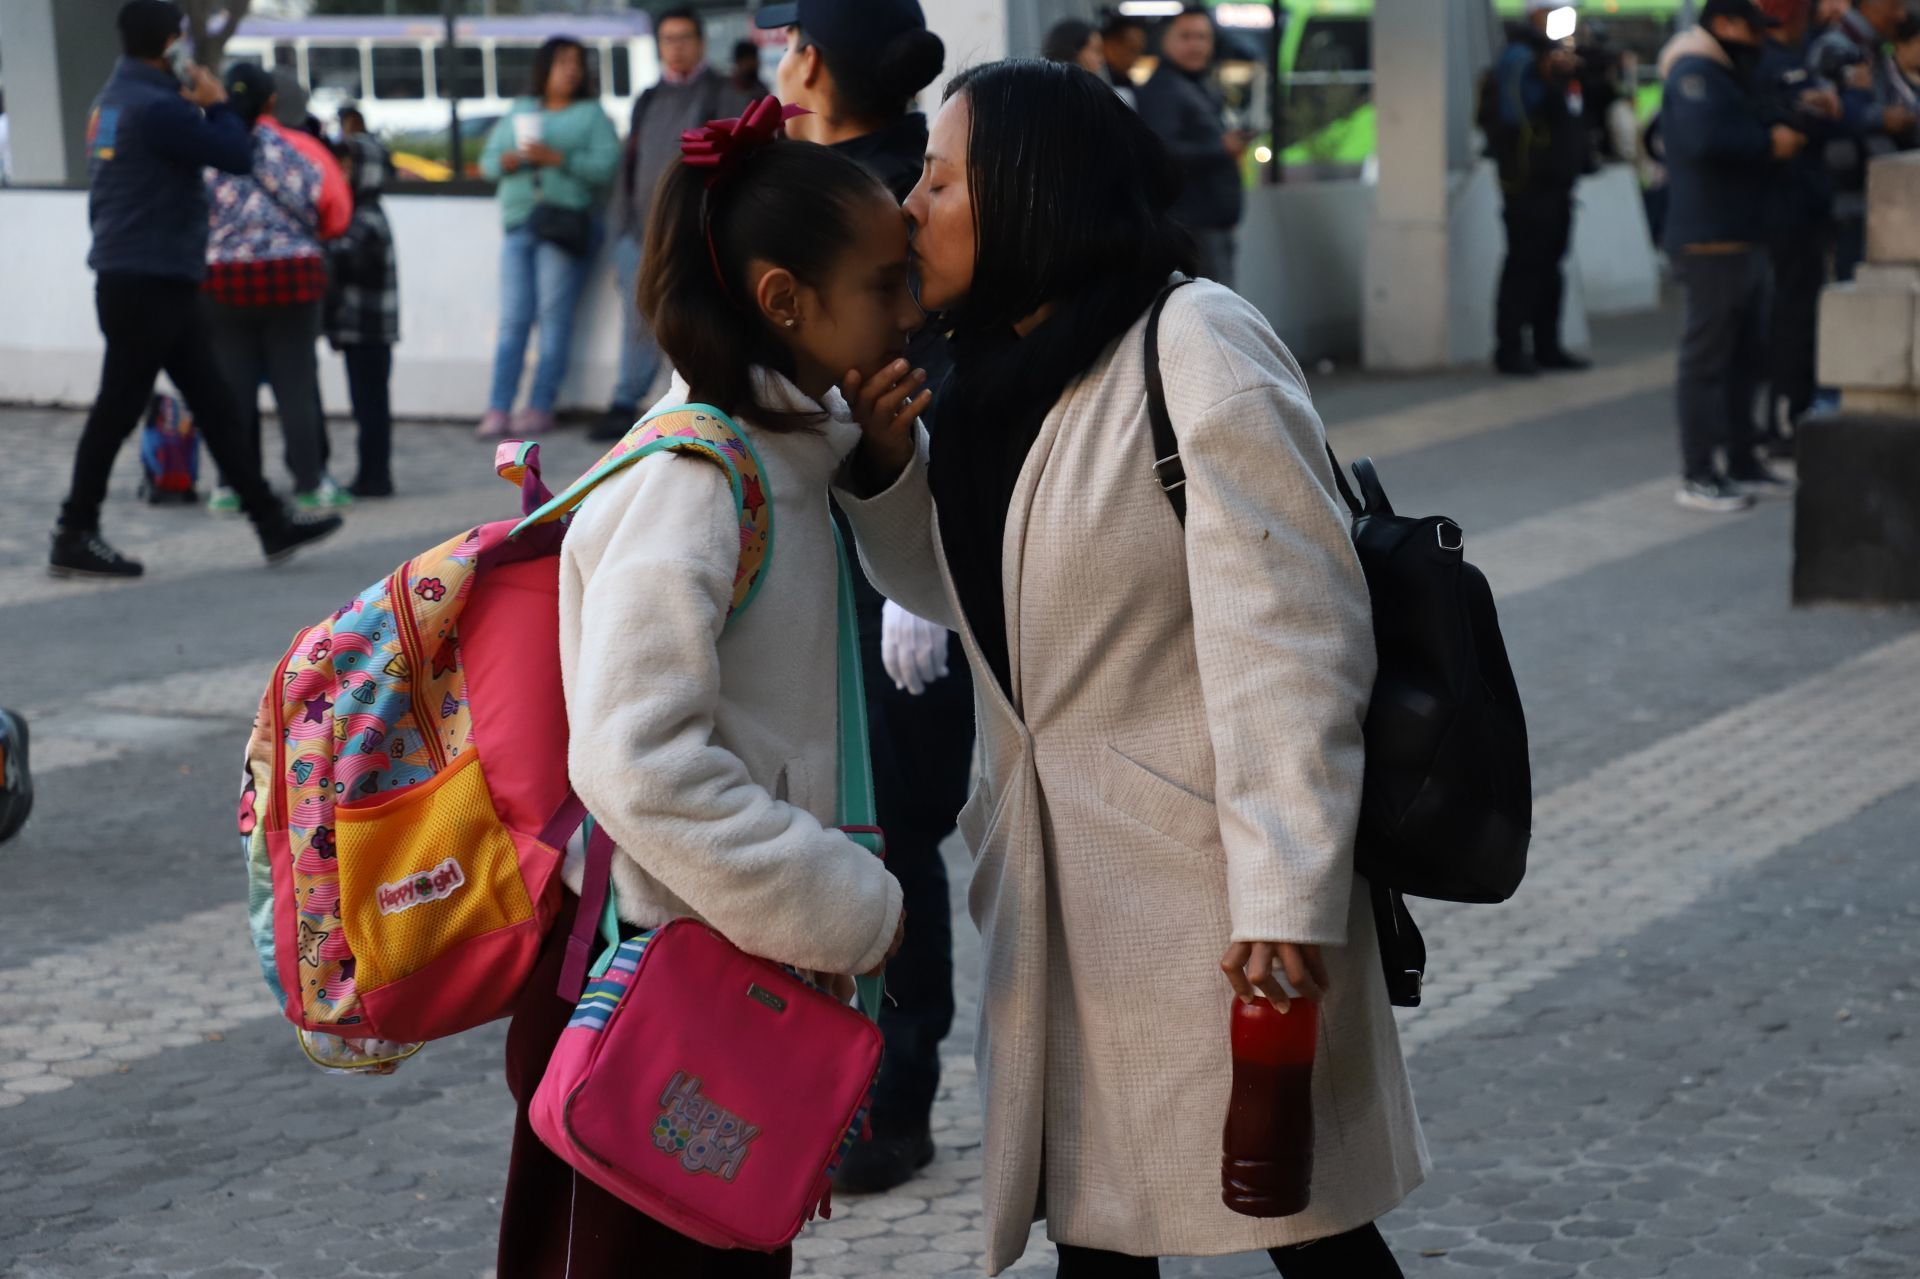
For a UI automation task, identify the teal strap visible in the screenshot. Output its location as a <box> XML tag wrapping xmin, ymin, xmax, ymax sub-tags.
<box><xmin>833</xmin><ymin>523</ymin><xmax>885</xmax><ymax>1023</ymax></box>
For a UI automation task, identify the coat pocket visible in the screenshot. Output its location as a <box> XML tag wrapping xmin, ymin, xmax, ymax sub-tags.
<box><xmin>955</xmin><ymin>782</ymin><xmax>998</xmax><ymax>854</ymax></box>
<box><xmin>1097</xmin><ymin>746</ymin><xmax>1220</xmax><ymax>854</ymax></box>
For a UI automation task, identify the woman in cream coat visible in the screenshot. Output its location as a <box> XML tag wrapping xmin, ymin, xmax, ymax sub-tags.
<box><xmin>836</xmin><ymin>62</ymin><xmax>1426</xmax><ymax>1276</ymax></box>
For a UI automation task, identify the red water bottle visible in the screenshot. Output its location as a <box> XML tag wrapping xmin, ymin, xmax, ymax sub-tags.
<box><xmin>1221</xmin><ymin>994</ymin><xmax>1318</xmax><ymax>1217</ymax></box>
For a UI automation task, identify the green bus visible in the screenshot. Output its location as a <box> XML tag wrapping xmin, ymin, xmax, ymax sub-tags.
<box><xmin>1205</xmin><ymin>0</ymin><xmax>1687</xmax><ymax>169</ymax></box>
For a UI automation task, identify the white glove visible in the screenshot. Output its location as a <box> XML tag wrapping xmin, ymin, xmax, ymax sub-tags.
<box><xmin>880</xmin><ymin>600</ymin><xmax>951</xmax><ymax>696</ymax></box>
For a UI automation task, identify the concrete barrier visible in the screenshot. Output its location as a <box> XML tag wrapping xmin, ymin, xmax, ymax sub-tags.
<box><xmin>0</xmin><ymin>188</ymin><xmax>627</xmax><ymax>422</ymax></box>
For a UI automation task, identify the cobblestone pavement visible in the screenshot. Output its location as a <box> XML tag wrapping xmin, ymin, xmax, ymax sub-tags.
<box><xmin>4</xmin><ymin>312</ymin><xmax>1918</xmax><ymax>1278</ymax></box>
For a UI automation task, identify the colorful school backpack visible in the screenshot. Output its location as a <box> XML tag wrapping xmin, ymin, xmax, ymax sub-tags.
<box><xmin>529</xmin><ymin>525</ymin><xmax>886</xmax><ymax>1251</ymax></box>
<box><xmin>139</xmin><ymin>393</ymin><xmax>200</xmax><ymax>504</ymax></box>
<box><xmin>238</xmin><ymin>405</ymin><xmax>774</xmax><ymax>1052</ymax></box>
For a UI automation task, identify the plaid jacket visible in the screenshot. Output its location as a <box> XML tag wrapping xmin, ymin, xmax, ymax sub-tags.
<box><xmin>325</xmin><ymin>135</ymin><xmax>399</xmax><ymax>348</ymax></box>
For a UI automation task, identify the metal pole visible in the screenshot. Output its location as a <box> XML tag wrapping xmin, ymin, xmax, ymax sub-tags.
<box><xmin>1266</xmin><ymin>0</ymin><xmax>1284</xmax><ymax>184</ymax></box>
<box><xmin>445</xmin><ymin>0</ymin><xmax>463</xmax><ymax>182</ymax></box>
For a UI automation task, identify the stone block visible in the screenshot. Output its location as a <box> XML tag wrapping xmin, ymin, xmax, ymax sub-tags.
<box><xmin>1853</xmin><ymin>263</ymin><xmax>1920</xmax><ymax>290</ymax></box>
<box><xmin>1793</xmin><ymin>412</ymin><xmax>1920</xmax><ymax>604</ymax></box>
<box><xmin>1866</xmin><ymin>152</ymin><xmax>1920</xmax><ymax>265</ymax></box>
<box><xmin>1817</xmin><ymin>283</ymin><xmax>1917</xmax><ymax>389</ymax></box>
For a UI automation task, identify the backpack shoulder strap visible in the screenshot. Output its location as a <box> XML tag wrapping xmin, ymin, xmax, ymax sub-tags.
<box><xmin>510</xmin><ymin>403</ymin><xmax>775</xmax><ymax>619</ymax></box>
<box><xmin>1143</xmin><ymin>278</ymin><xmax>1363</xmax><ymax>525</ymax></box>
<box><xmin>1143</xmin><ymin>278</ymin><xmax>1195</xmax><ymax>523</ymax></box>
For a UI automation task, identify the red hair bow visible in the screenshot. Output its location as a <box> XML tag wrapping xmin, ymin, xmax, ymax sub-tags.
<box><xmin>680</xmin><ymin>96</ymin><xmax>811</xmax><ymax>186</ymax></box>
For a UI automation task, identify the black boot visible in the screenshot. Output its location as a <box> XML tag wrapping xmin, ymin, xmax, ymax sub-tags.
<box><xmin>48</xmin><ymin>526</ymin><xmax>144</xmax><ymax>579</ymax></box>
<box><xmin>256</xmin><ymin>506</ymin><xmax>344</xmax><ymax>566</ymax></box>
<box><xmin>829</xmin><ymin>1126</ymin><xmax>935</xmax><ymax>1195</ymax></box>
<box><xmin>1494</xmin><ymin>350</ymin><xmax>1539</xmax><ymax>377</ymax></box>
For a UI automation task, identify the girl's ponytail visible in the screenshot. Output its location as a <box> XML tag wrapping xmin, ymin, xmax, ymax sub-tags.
<box><xmin>637</xmin><ymin>114</ymin><xmax>894</xmax><ymax>432</ymax></box>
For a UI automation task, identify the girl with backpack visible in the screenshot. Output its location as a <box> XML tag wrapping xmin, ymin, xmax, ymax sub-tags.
<box><xmin>835</xmin><ymin>61</ymin><xmax>1426</xmax><ymax>1276</ymax></box>
<box><xmin>495</xmin><ymin>102</ymin><xmax>926</xmax><ymax>1278</ymax></box>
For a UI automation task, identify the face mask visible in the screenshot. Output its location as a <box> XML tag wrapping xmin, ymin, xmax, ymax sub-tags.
<box><xmin>1712</xmin><ymin>30</ymin><xmax>1763</xmax><ymax>78</ymax></box>
<box><xmin>165</xmin><ymin>38</ymin><xmax>196</xmax><ymax>87</ymax></box>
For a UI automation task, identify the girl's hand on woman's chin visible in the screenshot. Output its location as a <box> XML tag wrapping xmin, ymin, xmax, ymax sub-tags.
<box><xmin>843</xmin><ymin>360</ymin><xmax>931</xmax><ymax>493</ymax></box>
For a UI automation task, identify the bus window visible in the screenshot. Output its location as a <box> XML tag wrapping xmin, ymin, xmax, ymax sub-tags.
<box><xmin>432</xmin><ymin>44</ymin><xmax>487</xmax><ymax>100</ymax></box>
<box><xmin>1295</xmin><ymin>17</ymin><xmax>1370</xmax><ymax>74</ymax></box>
<box><xmin>372</xmin><ymin>46</ymin><xmax>427</xmax><ymax>101</ymax></box>
<box><xmin>308</xmin><ymin>44</ymin><xmax>366</xmax><ymax>99</ymax></box>
<box><xmin>607</xmin><ymin>45</ymin><xmax>633</xmax><ymax>97</ymax></box>
<box><xmin>494</xmin><ymin>45</ymin><xmax>537</xmax><ymax>99</ymax></box>
<box><xmin>274</xmin><ymin>42</ymin><xmax>298</xmax><ymax>75</ymax></box>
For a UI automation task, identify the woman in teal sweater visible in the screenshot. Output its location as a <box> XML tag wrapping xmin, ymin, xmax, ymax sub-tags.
<box><xmin>478</xmin><ymin>37</ymin><xmax>619</xmax><ymax>438</ymax></box>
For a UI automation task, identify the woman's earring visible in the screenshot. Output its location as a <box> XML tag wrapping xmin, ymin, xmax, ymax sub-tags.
<box><xmin>784</xmin><ymin>318</ymin><xmax>797</xmax><ymax>329</ymax></box>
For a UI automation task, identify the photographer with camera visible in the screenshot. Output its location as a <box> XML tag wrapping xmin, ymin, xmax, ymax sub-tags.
<box><xmin>1486</xmin><ymin>0</ymin><xmax>1594</xmax><ymax>377</ymax></box>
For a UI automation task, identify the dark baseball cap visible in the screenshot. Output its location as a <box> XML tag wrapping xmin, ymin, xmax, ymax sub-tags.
<box><xmin>755</xmin><ymin>0</ymin><xmax>931</xmax><ymax>59</ymax></box>
<box><xmin>1699</xmin><ymin>0</ymin><xmax>1782</xmax><ymax>27</ymax></box>
<box><xmin>223</xmin><ymin>62</ymin><xmax>277</xmax><ymax>124</ymax></box>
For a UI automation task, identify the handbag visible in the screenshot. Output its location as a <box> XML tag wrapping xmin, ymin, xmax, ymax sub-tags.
<box><xmin>529</xmin><ymin>526</ymin><xmax>889</xmax><ymax>1252</ymax></box>
<box><xmin>529</xmin><ymin>172</ymin><xmax>593</xmax><ymax>257</ymax></box>
<box><xmin>1143</xmin><ymin>279</ymin><xmax>1533</xmax><ymax>1007</ymax></box>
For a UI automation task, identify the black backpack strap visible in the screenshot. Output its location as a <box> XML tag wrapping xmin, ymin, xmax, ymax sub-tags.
<box><xmin>1144</xmin><ymin>279</ymin><xmax>1194</xmax><ymax>524</ymax></box>
<box><xmin>1146</xmin><ymin>276</ymin><xmax>1366</xmax><ymax>526</ymax></box>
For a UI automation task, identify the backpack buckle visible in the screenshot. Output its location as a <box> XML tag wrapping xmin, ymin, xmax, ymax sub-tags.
<box><xmin>1153</xmin><ymin>453</ymin><xmax>1187</xmax><ymax>494</ymax></box>
<box><xmin>1436</xmin><ymin>521</ymin><xmax>1463</xmax><ymax>552</ymax></box>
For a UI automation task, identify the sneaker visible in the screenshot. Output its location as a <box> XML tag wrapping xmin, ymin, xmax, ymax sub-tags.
<box><xmin>829</xmin><ymin>1128</ymin><xmax>935</xmax><ymax>1196</ymax></box>
<box><xmin>207</xmin><ymin>486</ymin><xmax>243</xmax><ymax>517</ymax></box>
<box><xmin>348</xmin><ymin>476</ymin><xmax>395</xmax><ymax>499</ymax></box>
<box><xmin>1494</xmin><ymin>351</ymin><xmax>1539</xmax><ymax>377</ymax></box>
<box><xmin>1675</xmin><ymin>475</ymin><xmax>1756</xmax><ymax>514</ymax></box>
<box><xmin>511</xmin><ymin>408</ymin><xmax>557</xmax><ymax>437</ymax></box>
<box><xmin>591</xmin><ymin>403</ymin><xmax>638</xmax><ymax>442</ymax></box>
<box><xmin>259</xmin><ymin>508</ymin><xmax>344</xmax><ymax>566</ymax></box>
<box><xmin>1729</xmin><ymin>464</ymin><xmax>1796</xmax><ymax>500</ymax></box>
<box><xmin>1535</xmin><ymin>349</ymin><xmax>1593</xmax><ymax>372</ymax></box>
<box><xmin>295</xmin><ymin>477</ymin><xmax>355</xmax><ymax>512</ymax></box>
<box><xmin>0</xmin><ymin>707</ymin><xmax>34</xmax><ymax>845</ymax></box>
<box><xmin>476</xmin><ymin>409</ymin><xmax>513</xmax><ymax>440</ymax></box>
<box><xmin>48</xmin><ymin>526</ymin><xmax>145</xmax><ymax>579</ymax></box>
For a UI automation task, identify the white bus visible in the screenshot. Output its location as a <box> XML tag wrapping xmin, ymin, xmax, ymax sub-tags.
<box><xmin>223</xmin><ymin>14</ymin><xmax>660</xmax><ymax>139</ymax></box>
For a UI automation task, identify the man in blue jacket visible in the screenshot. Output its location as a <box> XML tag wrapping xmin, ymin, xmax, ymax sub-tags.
<box><xmin>1659</xmin><ymin>0</ymin><xmax>1805</xmax><ymax>514</ymax></box>
<box><xmin>50</xmin><ymin>0</ymin><xmax>341</xmax><ymax>579</ymax></box>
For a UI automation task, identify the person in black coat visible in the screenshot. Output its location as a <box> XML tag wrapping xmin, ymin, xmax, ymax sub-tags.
<box><xmin>1755</xmin><ymin>0</ymin><xmax>1843</xmax><ymax>455</ymax></box>
<box><xmin>761</xmin><ymin>0</ymin><xmax>971</xmax><ymax>1197</ymax></box>
<box><xmin>1136</xmin><ymin>5</ymin><xmax>1247</xmax><ymax>287</ymax></box>
<box><xmin>1485</xmin><ymin>0</ymin><xmax>1594</xmax><ymax>375</ymax></box>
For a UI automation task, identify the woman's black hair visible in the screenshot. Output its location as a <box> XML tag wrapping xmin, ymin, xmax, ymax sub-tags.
<box><xmin>797</xmin><ymin>25</ymin><xmax>945</xmax><ymax>125</ymax></box>
<box><xmin>529</xmin><ymin>36</ymin><xmax>596</xmax><ymax>102</ymax></box>
<box><xmin>639</xmin><ymin>140</ymin><xmax>893</xmax><ymax>432</ymax></box>
<box><xmin>931</xmin><ymin>58</ymin><xmax>1195</xmax><ymax>524</ymax></box>
<box><xmin>1041</xmin><ymin>18</ymin><xmax>1097</xmax><ymax>64</ymax></box>
<box><xmin>943</xmin><ymin>59</ymin><xmax>1193</xmax><ymax>342</ymax></box>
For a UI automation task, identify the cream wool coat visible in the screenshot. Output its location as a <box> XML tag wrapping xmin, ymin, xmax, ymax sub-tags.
<box><xmin>557</xmin><ymin>371</ymin><xmax>903</xmax><ymax>979</ymax></box>
<box><xmin>837</xmin><ymin>282</ymin><xmax>1427</xmax><ymax>1271</ymax></box>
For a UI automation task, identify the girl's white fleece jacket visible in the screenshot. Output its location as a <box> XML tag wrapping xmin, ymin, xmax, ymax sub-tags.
<box><xmin>555</xmin><ymin>370</ymin><xmax>903</xmax><ymax>976</ymax></box>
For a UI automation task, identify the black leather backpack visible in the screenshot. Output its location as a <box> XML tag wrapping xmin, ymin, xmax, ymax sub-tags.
<box><xmin>1144</xmin><ymin>281</ymin><xmax>1533</xmax><ymax>1007</ymax></box>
